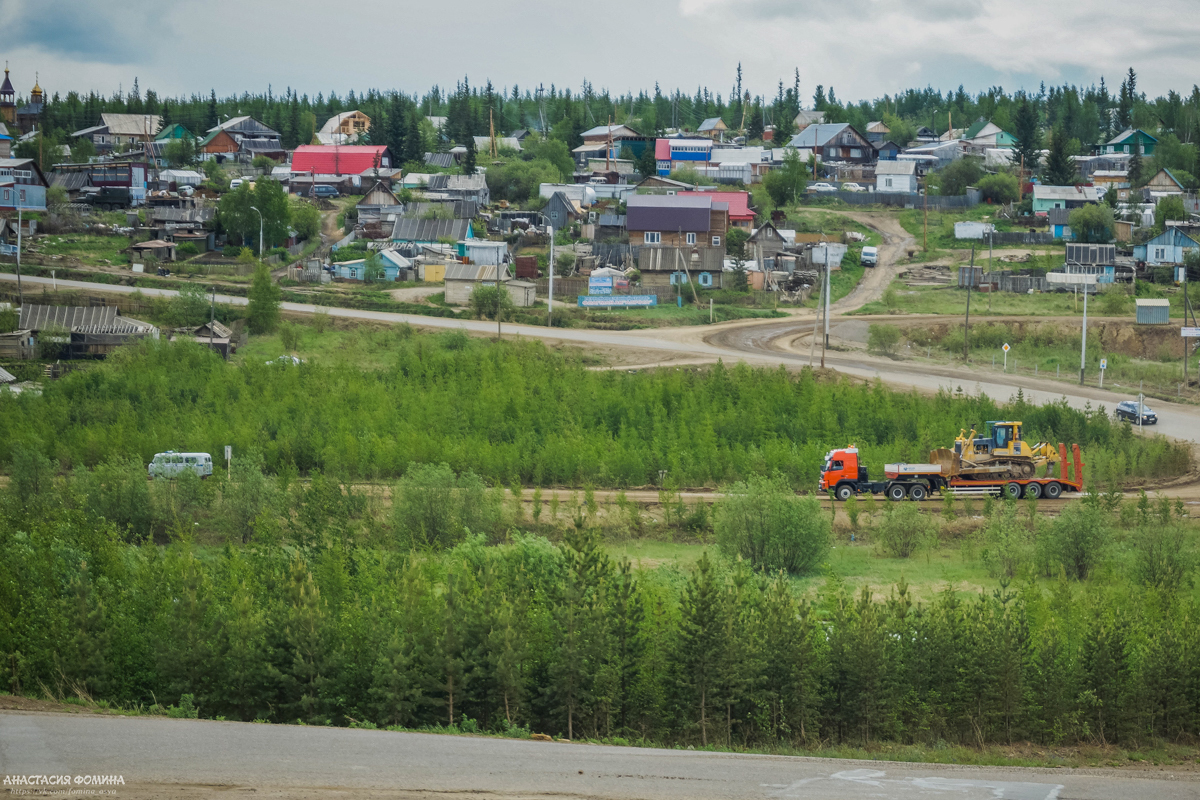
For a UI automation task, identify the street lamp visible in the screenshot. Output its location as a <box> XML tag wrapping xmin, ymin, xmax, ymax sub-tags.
<box><xmin>249</xmin><ymin>205</ymin><xmax>263</xmax><ymax>256</ymax></box>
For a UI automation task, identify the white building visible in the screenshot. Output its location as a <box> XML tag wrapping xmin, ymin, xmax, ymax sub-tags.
<box><xmin>875</xmin><ymin>160</ymin><xmax>917</xmax><ymax>193</ymax></box>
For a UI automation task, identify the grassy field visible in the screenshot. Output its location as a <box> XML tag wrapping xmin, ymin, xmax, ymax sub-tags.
<box><xmin>32</xmin><ymin>233</ymin><xmax>132</xmax><ymax>266</ymax></box>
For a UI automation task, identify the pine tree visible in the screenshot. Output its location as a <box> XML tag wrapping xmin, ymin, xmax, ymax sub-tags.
<box><xmin>1043</xmin><ymin>124</ymin><xmax>1076</xmax><ymax>186</ymax></box>
<box><xmin>462</xmin><ymin>135</ymin><xmax>476</xmax><ymax>176</ymax></box>
<box><xmin>676</xmin><ymin>551</ymin><xmax>724</xmax><ymax>746</ymax></box>
<box><xmin>275</xmin><ymin>561</ymin><xmax>333</xmax><ymax>724</ymax></box>
<box><xmin>404</xmin><ymin>109</ymin><xmax>423</xmax><ymax>166</ymax></box>
<box><xmin>247</xmin><ymin>262</ymin><xmax>281</xmax><ymax>334</ymax></box>
<box><xmin>156</xmin><ymin>556</ymin><xmax>215</xmax><ymax>709</ymax></box>
<box><xmin>1013</xmin><ymin>97</ymin><xmax>1041</xmax><ymax>177</ymax></box>
<box><xmin>207</xmin><ymin>89</ymin><xmax>219</xmax><ymax>129</ymax></box>
<box><xmin>1081</xmin><ymin>607</ymin><xmax>1131</xmax><ymax>744</ymax></box>
<box><xmin>60</xmin><ymin>562</ymin><xmax>109</xmax><ymax>699</ymax></box>
<box><xmin>386</xmin><ymin>95</ymin><xmax>406</xmax><ymax>164</ymax></box>
<box><xmin>215</xmin><ymin>582</ymin><xmax>273</xmax><ymax>722</ymax></box>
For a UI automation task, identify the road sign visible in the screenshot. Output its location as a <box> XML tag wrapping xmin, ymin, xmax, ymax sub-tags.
<box><xmin>1100</xmin><ymin>358</ymin><xmax>1107</xmax><ymax>370</ymax></box>
<box><xmin>1002</xmin><ymin>343</ymin><xmax>1010</xmax><ymax>352</ymax></box>
<box><xmin>1183</xmin><ymin>327</ymin><xmax>1200</xmax><ymax>338</ymax></box>
<box><xmin>224</xmin><ymin>445</ymin><xmax>232</xmax><ymax>461</ymax></box>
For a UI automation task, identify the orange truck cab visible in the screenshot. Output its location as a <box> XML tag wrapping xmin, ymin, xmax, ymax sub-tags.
<box><xmin>819</xmin><ymin>447</ymin><xmax>866</xmax><ymax>493</ymax></box>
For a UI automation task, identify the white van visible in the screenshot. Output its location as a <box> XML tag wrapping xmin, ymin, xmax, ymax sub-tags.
<box><xmin>148</xmin><ymin>451</ymin><xmax>213</xmax><ymax>479</ymax></box>
<box><xmin>860</xmin><ymin>246</ymin><xmax>878</xmax><ymax>267</ymax></box>
<box><xmin>229</xmin><ymin>178</ymin><xmax>244</xmax><ymax>191</ymax></box>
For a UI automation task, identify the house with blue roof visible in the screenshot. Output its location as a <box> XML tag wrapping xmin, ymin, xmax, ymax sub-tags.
<box><xmin>1133</xmin><ymin>226</ymin><xmax>1199</xmax><ymax>266</ymax></box>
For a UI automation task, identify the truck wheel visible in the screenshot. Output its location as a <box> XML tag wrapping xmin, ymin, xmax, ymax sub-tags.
<box><xmin>887</xmin><ymin>484</ymin><xmax>907</xmax><ymax>501</ymax></box>
<box><xmin>835</xmin><ymin>484</ymin><xmax>854</xmax><ymax>502</ymax></box>
<box><xmin>1023</xmin><ymin>482</ymin><xmax>1042</xmax><ymax>500</ymax></box>
<box><xmin>1004</xmin><ymin>482</ymin><xmax>1022</xmax><ymax>500</ymax></box>
<box><xmin>908</xmin><ymin>484</ymin><xmax>927</xmax><ymax>501</ymax></box>
<box><xmin>1043</xmin><ymin>482</ymin><xmax>1062</xmax><ymax>499</ymax></box>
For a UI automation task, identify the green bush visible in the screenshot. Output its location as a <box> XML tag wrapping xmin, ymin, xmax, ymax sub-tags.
<box><xmin>176</xmin><ymin>242</ymin><xmax>199</xmax><ymax>257</ymax></box>
<box><xmin>868</xmin><ymin>324</ymin><xmax>902</xmax><ymax>356</ymax></box>
<box><xmin>391</xmin><ymin>463</ymin><xmax>501</xmax><ymax>549</ymax></box>
<box><xmin>875</xmin><ymin>502</ymin><xmax>937</xmax><ymax>558</ymax></box>
<box><xmin>714</xmin><ymin>475</ymin><xmax>830</xmax><ymax>574</ymax></box>
<box><xmin>1036</xmin><ymin>502</ymin><xmax>1110</xmax><ymax>580</ymax></box>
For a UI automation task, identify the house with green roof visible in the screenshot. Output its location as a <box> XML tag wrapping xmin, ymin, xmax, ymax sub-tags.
<box><xmin>1102</xmin><ymin>128</ymin><xmax>1156</xmax><ymax>156</ymax></box>
<box><xmin>962</xmin><ymin>118</ymin><xmax>1018</xmax><ymax>148</ymax></box>
<box><xmin>155</xmin><ymin>123</ymin><xmax>193</xmax><ymax>140</ymax></box>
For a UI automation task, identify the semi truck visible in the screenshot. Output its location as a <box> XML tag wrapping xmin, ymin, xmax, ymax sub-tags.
<box><xmin>818</xmin><ymin>441</ymin><xmax>1084</xmax><ymax>502</ymax></box>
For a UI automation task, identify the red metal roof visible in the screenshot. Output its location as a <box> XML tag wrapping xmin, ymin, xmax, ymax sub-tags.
<box><xmin>291</xmin><ymin>145</ymin><xmax>389</xmax><ymax>176</ymax></box>
<box><xmin>680</xmin><ymin>190</ymin><xmax>753</xmax><ymax>221</ymax></box>
<box><xmin>654</xmin><ymin>139</ymin><xmax>670</xmax><ymax>160</ymax></box>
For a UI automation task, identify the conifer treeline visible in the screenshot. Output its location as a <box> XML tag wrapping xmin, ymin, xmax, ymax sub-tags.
<box><xmin>0</xmin><ymin>337</ymin><xmax>1188</xmax><ymax>487</ymax></box>
<box><xmin>23</xmin><ymin>66</ymin><xmax>1200</xmax><ymax>154</ymax></box>
<box><xmin>3</xmin><ymin>506</ymin><xmax>1198</xmax><ymax>748</ymax></box>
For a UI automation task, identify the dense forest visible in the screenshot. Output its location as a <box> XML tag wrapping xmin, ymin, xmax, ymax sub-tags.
<box><xmin>15</xmin><ymin>66</ymin><xmax>1200</xmax><ymax>177</ymax></box>
<box><xmin>1</xmin><ymin>480</ymin><xmax>1197</xmax><ymax>747</ymax></box>
<box><xmin>0</xmin><ymin>336</ymin><xmax>1188</xmax><ymax>489</ymax></box>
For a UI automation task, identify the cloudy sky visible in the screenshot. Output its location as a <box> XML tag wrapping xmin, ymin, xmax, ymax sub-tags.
<box><xmin>2</xmin><ymin>0</ymin><xmax>1198</xmax><ymax>105</ymax></box>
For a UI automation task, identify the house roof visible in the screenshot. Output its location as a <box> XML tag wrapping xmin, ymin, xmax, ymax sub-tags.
<box><xmin>963</xmin><ymin>118</ymin><xmax>992</xmax><ymax>139</ymax></box>
<box><xmin>581</xmin><ymin>124</ymin><xmax>641</xmax><ymax>139</ymax></box>
<box><xmin>474</xmin><ymin>136</ymin><xmax>522</xmax><ymax>152</ymax></box>
<box><xmin>429</xmin><ymin>173</ymin><xmax>488</xmax><ymax>192</ymax></box>
<box><xmin>865</xmin><ymin>121</ymin><xmax>890</xmax><ymax>133</ymax></box>
<box><xmin>626</xmin><ymin>194</ymin><xmax>714</xmax><ymax>232</ymax></box>
<box><xmin>240</xmin><ymin>138</ymin><xmax>285</xmax><ymax>152</ymax></box>
<box><xmin>698</xmin><ymin>117</ymin><xmax>727</xmax><ymax>132</ymax></box>
<box><xmin>445</xmin><ymin>263</ymin><xmax>505</xmax><ymax>281</ymax></box>
<box><xmin>679</xmin><ymin>190</ymin><xmax>753</xmax><ymax>220</ymax></box>
<box><xmin>1151</xmin><ymin>168</ymin><xmax>1186</xmax><ymax>190</ymax></box>
<box><xmin>291</xmin><ymin>145</ymin><xmax>389</xmax><ymax>176</ymax></box>
<box><xmin>155</xmin><ymin>123</ymin><xmax>192</xmax><ymax>140</ymax></box>
<box><xmin>875</xmin><ymin>160</ymin><xmax>916</xmax><ymax>175</ymax></box>
<box><xmin>748</xmin><ymin>222</ymin><xmax>784</xmax><ymax>242</ymax></box>
<box><xmin>787</xmin><ymin>123</ymin><xmax>857</xmax><ymax>149</ymax></box>
<box><xmin>391</xmin><ymin>216</ymin><xmax>472</xmax><ymax>242</ymax></box>
<box><xmin>319</xmin><ymin>111</ymin><xmax>370</xmax><ymax>134</ymax></box>
<box><xmin>207</xmin><ymin>116</ymin><xmax>279</xmax><ymax>137</ymax></box>
<box><xmin>20</xmin><ymin>305</ymin><xmax>118</xmax><ymax>331</ymax></box>
<box><xmin>1107</xmin><ymin>128</ymin><xmax>1158</xmax><ymax>145</ymax></box>
<box><xmin>99</xmin><ymin>113</ymin><xmax>163</xmax><ymax>137</ymax></box>
<box><xmin>654</xmin><ymin>139</ymin><xmax>671</xmax><ymax>160</ymax></box>
<box><xmin>131</xmin><ymin>239</ymin><xmax>176</xmax><ymax>249</ymax></box>
<box><xmin>793</xmin><ymin>109</ymin><xmax>826</xmax><ymax>126</ymax></box>
<box><xmin>49</xmin><ymin>171</ymin><xmax>93</xmax><ymax>191</ymax></box>
<box><xmin>1032</xmin><ymin>185</ymin><xmax>1099</xmax><ymax>202</ymax></box>
<box><xmin>424</xmin><ymin>152</ymin><xmax>455</xmax><ymax>169</ymax></box>
<box><xmin>598</xmin><ymin>214</ymin><xmax>626</xmax><ymax>227</ymax></box>
<box><xmin>0</xmin><ymin>366</ymin><xmax>15</xmax><ymax>384</ymax></box>
<box><xmin>0</xmin><ymin>70</ymin><xmax>13</xmax><ymax>96</ymax></box>
<box><xmin>402</xmin><ymin>200</ymin><xmax>479</xmax><ymax>219</ymax></box>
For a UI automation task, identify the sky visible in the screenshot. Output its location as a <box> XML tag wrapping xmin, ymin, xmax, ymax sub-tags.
<box><xmin>2</xmin><ymin>0</ymin><xmax>1199</xmax><ymax>106</ymax></box>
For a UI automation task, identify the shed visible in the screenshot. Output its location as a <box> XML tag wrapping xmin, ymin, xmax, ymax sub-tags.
<box><xmin>505</xmin><ymin>280</ymin><xmax>536</xmax><ymax>308</ymax></box>
<box><xmin>1135</xmin><ymin>298</ymin><xmax>1170</xmax><ymax>325</ymax></box>
<box><xmin>444</xmin><ymin>263</ymin><xmax>508</xmax><ymax>305</ymax></box>
<box><xmin>459</xmin><ymin>239</ymin><xmax>507</xmax><ymax>265</ymax></box>
<box><xmin>0</xmin><ymin>330</ymin><xmax>35</xmax><ymax>360</ymax></box>
<box><xmin>130</xmin><ymin>239</ymin><xmax>177</xmax><ymax>262</ymax></box>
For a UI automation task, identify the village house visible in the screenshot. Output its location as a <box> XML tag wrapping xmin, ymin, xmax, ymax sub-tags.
<box><xmin>792</xmin><ymin>109</ymin><xmax>826</xmax><ymax>131</ymax></box>
<box><xmin>655</xmin><ymin>138</ymin><xmax>713</xmax><ymax>176</ymax></box>
<box><xmin>678</xmin><ymin>190</ymin><xmax>755</xmax><ymax>229</ymax></box>
<box><xmin>291</xmin><ymin>145</ymin><xmax>392</xmax><ymax>180</ymax></box>
<box><xmin>1134</xmin><ymin>226</ymin><xmax>1199</xmax><ymax>266</ymax></box>
<box><xmin>72</xmin><ymin>113</ymin><xmax>163</xmax><ymax>153</ymax></box>
<box><xmin>786</xmin><ymin>124</ymin><xmax>874</xmax><ymax>165</ymax></box>
<box><xmin>1141</xmin><ymin>168</ymin><xmax>1188</xmax><ymax>199</ymax></box>
<box><xmin>1031</xmin><ymin>184</ymin><xmax>1100</xmax><ymax>214</ymax></box>
<box><xmin>317</xmin><ymin>111</ymin><xmax>371</xmax><ymax>145</ymax></box>
<box><xmin>697</xmin><ymin>117</ymin><xmax>729</xmax><ymax>140</ymax></box>
<box><xmin>391</xmin><ymin>216</ymin><xmax>473</xmax><ymax>246</ymax></box>
<box><xmin>875</xmin><ymin>160</ymin><xmax>918</xmax><ymax>193</ymax></box>
<box><xmin>0</xmin><ymin>157</ymin><xmax>48</xmax><ymax>212</ymax></box>
<box><xmin>1102</xmin><ymin>128</ymin><xmax>1157</xmax><ymax>156</ymax></box>
<box><xmin>864</xmin><ymin>121</ymin><xmax>890</xmax><ymax>143</ymax></box>
<box><xmin>626</xmin><ymin>194</ymin><xmax>729</xmax><ymax>249</ymax></box>
<box><xmin>17</xmin><ymin>305</ymin><xmax>157</xmax><ymax>360</ymax></box>
<box><xmin>544</xmin><ymin>191</ymin><xmax>582</xmax><ymax>232</ymax></box>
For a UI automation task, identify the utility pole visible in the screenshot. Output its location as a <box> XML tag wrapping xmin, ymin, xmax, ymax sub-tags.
<box><xmin>1080</xmin><ymin>274</ymin><xmax>1090</xmax><ymax>385</ymax></box>
<box><xmin>489</xmin><ymin>108</ymin><xmax>497</xmax><ymax>159</ymax></box>
<box><xmin>606</xmin><ymin>115</ymin><xmax>612</xmax><ymax>172</ymax></box>
<box><xmin>250</xmin><ymin>205</ymin><xmax>263</xmax><ymax>256</ymax></box>
<box><xmin>547</xmin><ymin>226</ymin><xmax>554</xmax><ymax>326</ymax></box>
<box><xmin>15</xmin><ymin>196</ymin><xmax>24</xmax><ymax>306</ymax></box>
<box><xmin>922</xmin><ymin>177</ymin><xmax>928</xmax><ymax>251</ymax></box>
<box><xmin>823</xmin><ymin>242</ymin><xmax>831</xmax><ymax>350</ymax></box>
<box><xmin>964</xmin><ymin>244</ymin><xmax>974</xmax><ymax>361</ymax></box>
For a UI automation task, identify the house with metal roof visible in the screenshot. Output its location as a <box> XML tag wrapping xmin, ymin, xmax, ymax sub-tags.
<box><xmin>1032</xmin><ymin>184</ymin><xmax>1100</xmax><ymax>214</ymax></box>
<box><xmin>875</xmin><ymin>160</ymin><xmax>918</xmax><ymax>193</ymax></box>
<box><xmin>18</xmin><ymin>305</ymin><xmax>157</xmax><ymax>359</ymax></box>
<box><xmin>1102</xmin><ymin>128</ymin><xmax>1157</xmax><ymax>156</ymax></box>
<box><xmin>626</xmin><ymin>194</ymin><xmax>729</xmax><ymax>248</ymax></box>
<box><xmin>444</xmin><ymin>263</ymin><xmax>509</xmax><ymax>305</ymax></box>
<box><xmin>0</xmin><ymin>157</ymin><xmax>48</xmax><ymax>211</ymax></box>
<box><xmin>792</xmin><ymin>109</ymin><xmax>826</xmax><ymax>131</ymax></box>
<box><xmin>391</xmin><ymin>216</ymin><xmax>474</xmax><ymax>245</ymax></box>
<box><xmin>317</xmin><ymin>111</ymin><xmax>371</xmax><ymax>145</ymax></box>
<box><xmin>786</xmin><ymin>124</ymin><xmax>874</xmax><ymax>164</ymax></box>
<box><xmin>1133</xmin><ymin>226</ymin><xmax>1199</xmax><ymax>266</ymax></box>
<box><xmin>426</xmin><ymin>173</ymin><xmax>489</xmax><ymax>206</ymax></box>
<box><xmin>961</xmin><ymin>118</ymin><xmax>1017</xmax><ymax>148</ymax></box>
<box><xmin>697</xmin><ymin>118</ymin><xmax>729</xmax><ymax>139</ymax></box>
<box><xmin>291</xmin><ymin>145</ymin><xmax>392</xmax><ymax>177</ymax></box>
<box><xmin>654</xmin><ymin>138</ymin><xmax>713</xmax><ymax>176</ymax></box>
<box><xmin>678</xmin><ymin>190</ymin><xmax>754</xmax><ymax>228</ymax></box>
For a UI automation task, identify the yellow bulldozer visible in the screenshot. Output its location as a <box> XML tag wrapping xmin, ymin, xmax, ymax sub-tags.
<box><xmin>930</xmin><ymin>421</ymin><xmax>1060</xmax><ymax>480</ymax></box>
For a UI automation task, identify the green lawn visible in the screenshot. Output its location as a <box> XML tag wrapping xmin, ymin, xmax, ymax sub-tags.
<box><xmin>34</xmin><ymin>234</ymin><xmax>131</xmax><ymax>266</ymax></box>
<box><xmin>235</xmin><ymin>322</ymin><xmax>419</xmax><ymax>370</ymax></box>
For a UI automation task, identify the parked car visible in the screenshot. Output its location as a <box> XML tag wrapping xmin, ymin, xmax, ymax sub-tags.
<box><xmin>809</xmin><ymin>182</ymin><xmax>837</xmax><ymax>193</ymax></box>
<box><xmin>310</xmin><ymin>185</ymin><xmax>340</xmax><ymax>199</ymax></box>
<box><xmin>80</xmin><ymin>186</ymin><xmax>133</xmax><ymax>211</ymax></box>
<box><xmin>860</xmin><ymin>246</ymin><xmax>878</xmax><ymax>267</ymax></box>
<box><xmin>148</xmin><ymin>451</ymin><xmax>213</xmax><ymax>479</ymax></box>
<box><xmin>1115</xmin><ymin>400</ymin><xmax>1157</xmax><ymax>425</ymax></box>
<box><xmin>228</xmin><ymin>178</ymin><xmax>244</xmax><ymax>191</ymax></box>
<box><xmin>841</xmin><ymin>182</ymin><xmax>866</xmax><ymax>192</ymax></box>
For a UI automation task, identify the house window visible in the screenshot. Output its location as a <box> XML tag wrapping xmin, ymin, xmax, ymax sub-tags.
<box><xmin>851</xmin><ymin>148</ymin><xmax>861</xmax><ymax>158</ymax></box>
<box><xmin>712</xmin><ymin>236</ymin><xmax>721</xmax><ymax>247</ymax></box>
<box><xmin>686</xmin><ymin>232</ymin><xmax>696</xmax><ymax>245</ymax></box>
<box><xmin>885</xmin><ymin>178</ymin><xmax>893</xmax><ymax>188</ymax></box>
<box><xmin>350</xmin><ymin>268</ymin><xmax>357</xmax><ymax>278</ymax></box>
<box><xmin>1154</xmin><ymin>247</ymin><xmax>1166</xmax><ymax>260</ymax></box>
<box><xmin>644</xmin><ymin>232</ymin><xmax>661</xmax><ymax>244</ymax></box>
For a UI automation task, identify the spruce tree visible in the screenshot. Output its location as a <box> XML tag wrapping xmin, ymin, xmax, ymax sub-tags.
<box><xmin>1043</xmin><ymin>124</ymin><xmax>1076</xmax><ymax>186</ymax></box>
<box><xmin>676</xmin><ymin>551</ymin><xmax>724</xmax><ymax>746</ymax></box>
<box><xmin>462</xmin><ymin>135</ymin><xmax>477</xmax><ymax>176</ymax></box>
<box><xmin>60</xmin><ymin>562</ymin><xmax>110</xmax><ymax>699</ymax></box>
<box><xmin>404</xmin><ymin>109</ymin><xmax>423</xmax><ymax>166</ymax></box>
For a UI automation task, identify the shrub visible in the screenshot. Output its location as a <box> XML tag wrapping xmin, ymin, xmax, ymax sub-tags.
<box><xmin>1037</xmin><ymin>501</ymin><xmax>1110</xmax><ymax>580</ymax></box>
<box><xmin>868</xmin><ymin>324</ymin><xmax>902</xmax><ymax>356</ymax></box>
<box><xmin>176</xmin><ymin>242</ymin><xmax>199</xmax><ymax>257</ymax></box>
<box><xmin>714</xmin><ymin>475</ymin><xmax>830</xmax><ymax>574</ymax></box>
<box><xmin>875</xmin><ymin>502</ymin><xmax>937</xmax><ymax>558</ymax></box>
<box><xmin>977</xmin><ymin>173</ymin><xmax>1020</xmax><ymax>204</ymax></box>
<box><xmin>222</xmin><ymin>245</ymin><xmax>242</xmax><ymax>258</ymax></box>
<box><xmin>1130</xmin><ymin>523</ymin><xmax>1195</xmax><ymax>590</ymax></box>
<box><xmin>392</xmin><ymin>463</ymin><xmax>500</xmax><ymax>549</ymax></box>
<box><xmin>279</xmin><ymin>322</ymin><xmax>301</xmax><ymax>351</ymax></box>
<box><xmin>978</xmin><ymin>500</ymin><xmax>1032</xmax><ymax>578</ymax></box>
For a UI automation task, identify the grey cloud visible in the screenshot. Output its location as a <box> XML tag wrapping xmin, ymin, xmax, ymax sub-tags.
<box><xmin>743</xmin><ymin>0</ymin><xmax>986</xmax><ymax>23</ymax></box>
<box><xmin>6</xmin><ymin>0</ymin><xmax>164</xmax><ymax>63</ymax></box>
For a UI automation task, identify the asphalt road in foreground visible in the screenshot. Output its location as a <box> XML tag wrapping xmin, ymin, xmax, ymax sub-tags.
<box><xmin>2</xmin><ymin>712</ymin><xmax>1197</xmax><ymax>800</ymax></box>
<box><xmin>5</xmin><ymin>272</ymin><xmax>1200</xmax><ymax>446</ymax></box>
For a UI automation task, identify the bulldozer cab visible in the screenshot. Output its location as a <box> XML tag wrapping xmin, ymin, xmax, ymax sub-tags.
<box><xmin>986</xmin><ymin>421</ymin><xmax>1022</xmax><ymax>456</ymax></box>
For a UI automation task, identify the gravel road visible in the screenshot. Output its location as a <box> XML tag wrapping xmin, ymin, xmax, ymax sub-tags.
<box><xmin>2</xmin><ymin>712</ymin><xmax>1197</xmax><ymax>800</ymax></box>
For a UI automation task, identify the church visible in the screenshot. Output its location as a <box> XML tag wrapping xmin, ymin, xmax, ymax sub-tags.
<box><xmin>0</xmin><ymin>65</ymin><xmax>44</xmax><ymax>136</ymax></box>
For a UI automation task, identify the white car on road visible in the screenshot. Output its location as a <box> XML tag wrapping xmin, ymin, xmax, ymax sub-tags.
<box><xmin>809</xmin><ymin>182</ymin><xmax>837</xmax><ymax>192</ymax></box>
<box><xmin>841</xmin><ymin>182</ymin><xmax>866</xmax><ymax>192</ymax></box>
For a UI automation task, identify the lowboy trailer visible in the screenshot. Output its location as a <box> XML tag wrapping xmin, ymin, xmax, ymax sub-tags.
<box><xmin>819</xmin><ymin>444</ymin><xmax>1085</xmax><ymax>501</ymax></box>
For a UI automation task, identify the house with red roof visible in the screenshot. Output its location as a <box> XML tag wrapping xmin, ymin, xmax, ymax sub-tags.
<box><xmin>678</xmin><ymin>190</ymin><xmax>755</xmax><ymax>229</ymax></box>
<box><xmin>291</xmin><ymin>145</ymin><xmax>392</xmax><ymax>177</ymax></box>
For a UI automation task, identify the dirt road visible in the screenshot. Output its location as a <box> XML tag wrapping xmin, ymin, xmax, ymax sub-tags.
<box><xmin>3</xmin><ymin>710</ymin><xmax>1198</xmax><ymax>800</ymax></box>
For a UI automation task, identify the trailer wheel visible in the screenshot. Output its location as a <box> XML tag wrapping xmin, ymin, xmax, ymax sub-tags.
<box><xmin>1043</xmin><ymin>481</ymin><xmax>1062</xmax><ymax>499</ymax></box>
<box><xmin>1004</xmin><ymin>482</ymin><xmax>1022</xmax><ymax>500</ymax></box>
<box><xmin>1023</xmin><ymin>482</ymin><xmax>1042</xmax><ymax>500</ymax></box>
<box><xmin>887</xmin><ymin>484</ymin><xmax>907</xmax><ymax>501</ymax></box>
<box><xmin>835</xmin><ymin>484</ymin><xmax>854</xmax><ymax>502</ymax></box>
<box><xmin>908</xmin><ymin>484</ymin><xmax>928</xmax><ymax>501</ymax></box>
